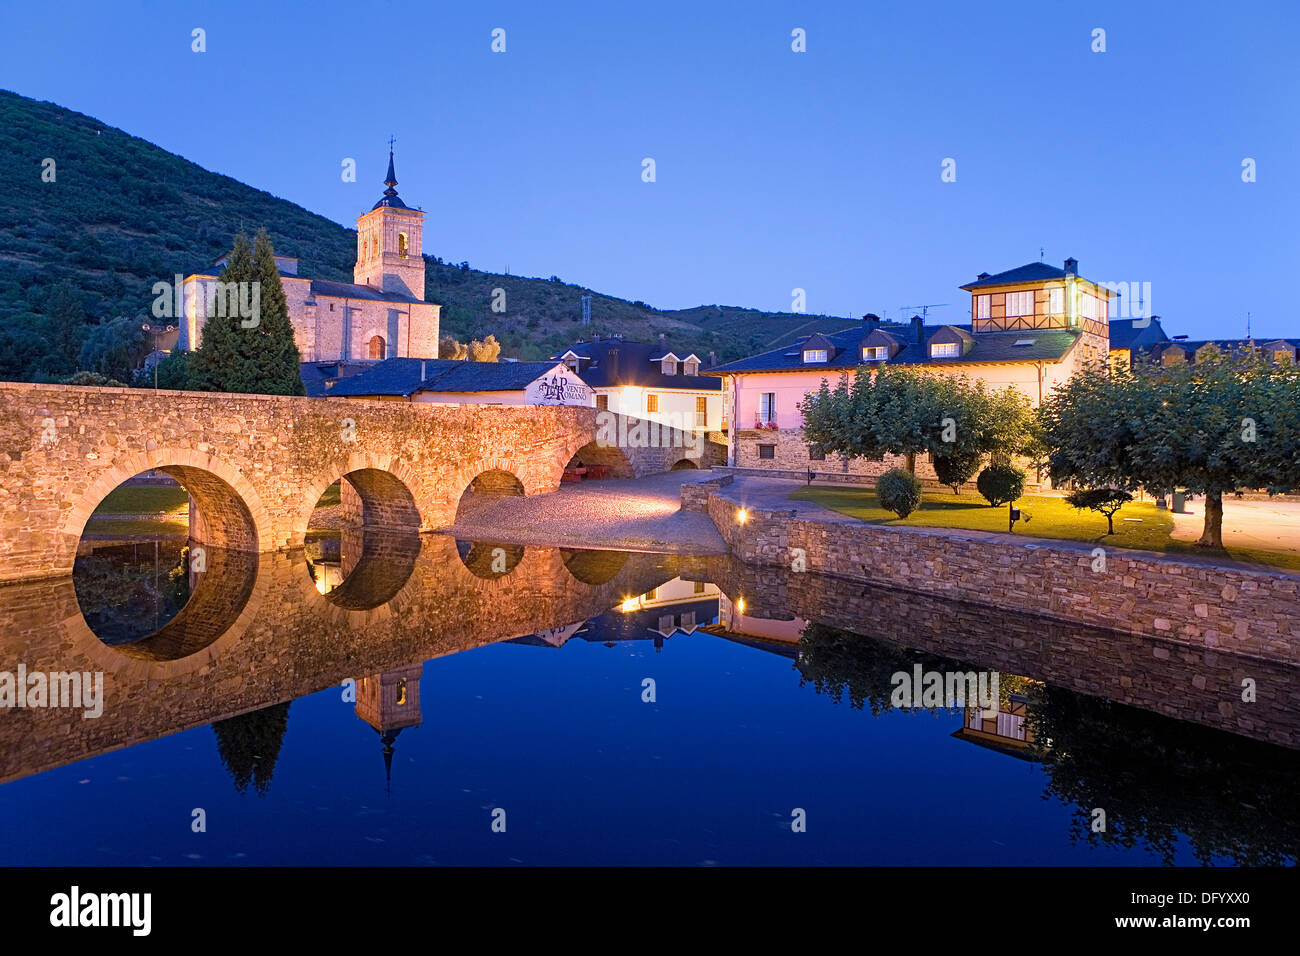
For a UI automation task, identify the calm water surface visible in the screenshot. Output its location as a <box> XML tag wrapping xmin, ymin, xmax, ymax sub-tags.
<box><xmin>2</xmin><ymin>529</ymin><xmax>1297</xmax><ymax>866</ymax></box>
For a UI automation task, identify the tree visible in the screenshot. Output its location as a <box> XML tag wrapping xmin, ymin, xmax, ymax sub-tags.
<box><xmin>45</xmin><ymin>279</ymin><xmax>85</xmax><ymax>374</ymax></box>
<box><xmin>1039</xmin><ymin>349</ymin><xmax>1300</xmax><ymax>548</ymax></box>
<box><xmin>1064</xmin><ymin>487</ymin><xmax>1134</xmax><ymax>535</ymax></box>
<box><xmin>932</xmin><ymin>450</ymin><xmax>982</xmax><ymax>494</ymax></box>
<box><xmin>439</xmin><ymin>335</ymin><xmax>468</xmax><ymax>360</ymax></box>
<box><xmin>467</xmin><ymin>333</ymin><xmax>501</xmax><ymax>362</ymax></box>
<box><xmin>977</xmin><ymin>463</ymin><xmax>1025</xmax><ymax>507</ymax></box>
<box><xmin>186</xmin><ymin>230</ymin><xmax>304</xmax><ymax>395</ymax></box>
<box><xmin>877</xmin><ymin>467</ymin><xmax>923</xmax><ymax>517</ymax></box>
<box><xmin>800</xmin><ymin>365</ymin><xmax>1033</xmax><ymax>475</ymax></box>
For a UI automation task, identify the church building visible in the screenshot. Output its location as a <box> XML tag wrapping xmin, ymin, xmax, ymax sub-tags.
<box><xmin>178</xmin><ymin>150</ymin><xmax>440</xmax><ymax>362</ymax></box>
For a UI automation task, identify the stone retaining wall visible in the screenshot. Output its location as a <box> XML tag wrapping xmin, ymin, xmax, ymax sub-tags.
<box><xmin>688</xmin><ymin>484</ymin><xmax>1300</xmax><ymax>665</ymax></box>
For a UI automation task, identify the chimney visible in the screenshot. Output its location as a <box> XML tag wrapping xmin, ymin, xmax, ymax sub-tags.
<box><xmin>420</xmin><ymin>359</ymin><xmax>426</xmax><ymax>382</ymax></box>
<box><xmin>910</xmin><ymin>314</ymin><xmax>924</xmax><ymax>344</ymax></box>
<box><xmin>658</xmin><ymin>332</ymin><xmax>666</xmax><ymax>351</ymax></box>
<box><xmin>593</xmin><ymin>332</ymin><xmax>601</xmax><ymax>342</ymax></box>
<box><xmin>862</xmin><ymin>313</ymin><xmax>881</xmax><ymax>332</ymax></box>
<box><xmin>606</xmin><ymin>348</ymin><xmax>619</xmax><ymax>380</ymax></box>
<box><xmin>708</xmin><ymin>350</ymin><xmax>717</xmax><ymax>367</ymax></box>
<box><xmin>976</xmin><ymin>272</ymin><xmax>990</xmax><ymax>281</ymax></box>
<box><xmin>1064</xmin><ymin>257</ymin><xmax>1078</xmax><ymax>276</ymax></box>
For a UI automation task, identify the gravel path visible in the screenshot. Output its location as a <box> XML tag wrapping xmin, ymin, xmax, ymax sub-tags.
<box><xmin>443</xmin><ymin>471</ymin><xmax>729</xmax><ymax>554</ymax></box>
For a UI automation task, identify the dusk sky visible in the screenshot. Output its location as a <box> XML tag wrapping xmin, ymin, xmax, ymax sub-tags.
<box><xmin>2</xmin><ymin>0</ymin><xmax>1297</xmax><ymax>339</ymax></box>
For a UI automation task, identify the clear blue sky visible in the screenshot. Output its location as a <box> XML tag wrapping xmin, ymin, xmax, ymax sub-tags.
<box><xmin>2</xmin><ymin>0</ymin><xmax>1297</xmax><ymax>339</ymax></box>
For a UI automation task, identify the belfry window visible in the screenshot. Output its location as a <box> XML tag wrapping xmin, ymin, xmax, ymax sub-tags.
<box><xmin>398</xmin><ymin>233</ymin><xmax>409</xmax><ymax>258</ymax></box>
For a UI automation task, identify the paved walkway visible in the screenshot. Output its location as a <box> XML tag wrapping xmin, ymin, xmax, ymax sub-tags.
<box><xmin>1168</xmin><ymin>496</ymin><xmax>1300</xmax><ymax>554</ymax></box>
<box><xmin>442</xmin><ymin>470</ymin><xmax>729</xmax><ymax>554</ymax></box>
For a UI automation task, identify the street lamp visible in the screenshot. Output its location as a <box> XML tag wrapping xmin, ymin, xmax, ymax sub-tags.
<box><xmin>142</xmin><ymin>322</ymin><xmax>176</xmax><ymax>389</ymax></box>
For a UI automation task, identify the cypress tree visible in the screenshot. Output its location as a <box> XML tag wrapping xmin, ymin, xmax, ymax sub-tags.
<box><xmin>186</xmin><ymin>229</ymin><xmax>305</xmax><ymax>395</ymax></box>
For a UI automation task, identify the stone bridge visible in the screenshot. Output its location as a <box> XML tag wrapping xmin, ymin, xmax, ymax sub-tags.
<box><xmin>0</xmin><ymin>382</ymin><xmax>721</xmax><ymax>582</ymax></box>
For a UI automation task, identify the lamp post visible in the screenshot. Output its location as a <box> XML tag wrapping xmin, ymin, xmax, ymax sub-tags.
<box><xmin>141</xmin><ymin>322</ymin><xmax>176</xmax><ymax>389</ymax></box>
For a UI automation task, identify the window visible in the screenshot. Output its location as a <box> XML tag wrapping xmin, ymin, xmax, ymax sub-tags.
<box><xmin>695</xmin><ymin>396</ymin><xmax>707</xmax><ymax>426</ymax></box>
<box><xmin>1049</xmin><ymin>287</ymin><xmax>1064</xmax><ymax>314</ymax></box>
<box><xmin>1005</xmin><ymin>291</ymin><xmax>1034</xmax><ymax>316</ymax></box>
<box><xmin>661</xmin><ymin>358</ymin><xmax>677</xmax><ymax>375</ymax></box>
<box><xmin>646</xmin><ymin>394</ymin><xmax>659</xmax><ymax>413</ymax></box>
<box><xmin>809</xmin><ymin>446</ymin><xmax>826</xmax><ymax>461</ymax></box>
<box><xmin>976</xmin><ymin>295</ymin><xmax>991</xmax><ymax>319</ymax></box>
<box><xmin>862</xmin><ymin>346</ymin><xmax>889</xmax><ymax>361</ymax></box>
<box><xmin>930</xmin><ymin>342</ymin><xmax>960</xmax><ymax>358</ymax></box>
<box><xmin>803</xmin><ymin>349</ymin><xmax>828</xmax><ymax>363</ymax></box>
<box><xmin>683</xmin><ymin>359</ymin><xmax>699</xmax><ymax>376</ymax></box>
<box><xmin>1079</xmin><ymin>293</ymin><xmax>1099</xmax><ymax>320</ymax></box>
<box><xmin>759</xmin><ymin>392</ymin><xmax>776</xmax><ymax>423</ymax></box>
<box><xmin>398</xmin><ymin>232</ymin><xmax>409</xmax><ymax>258</ymax></box>
<box><xmin>367</xmin><ymin>335</ymin><xmax>386</xmax><ymax>359</ymax></box>
<box><xmin>595</xmin><ymin>394</ymin><xmax>608</xmax><ymax>410</ymax></box>
<box><xmin>758</xmin><ymin>444</ymin><xmax>775</xmax><ymax>460</ymax></box>
<box><xmin>693</xmin><ymin>581</ymin><xmax>706</xmax><ymax>594</ymax></box>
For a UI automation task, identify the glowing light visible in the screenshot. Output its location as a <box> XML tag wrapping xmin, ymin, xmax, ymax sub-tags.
<box><xmin>736</xmin><ymin>597</ymin><xmax>745</xmax><ymax>614</ymax></box>
<box><xmin>619</xmin><ymin>596</ymin><xmax>640</xmax><ymax>613</ymax></box>
<box><xmin>736</xmin><ymin>508</ymin><xmax>748</xmax><ymax>524</ymax></box>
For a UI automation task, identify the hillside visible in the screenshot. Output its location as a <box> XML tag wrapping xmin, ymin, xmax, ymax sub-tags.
<box><xmin>0</xmin><ymin>89</ymin><xmax>857</xmax><ymax>382</ymax></box>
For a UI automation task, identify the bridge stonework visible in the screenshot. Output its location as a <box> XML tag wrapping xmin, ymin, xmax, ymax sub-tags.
<box><xmin>0</xmin><ymin>382</ymin><xmax>718</xmax><ymax>583</ymax></box>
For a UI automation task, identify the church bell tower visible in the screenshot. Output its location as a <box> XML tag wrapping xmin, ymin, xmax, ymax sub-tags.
<box><xmin>354</xmin><ymin>145</ymin><xmax>426</xmax><ymax>300</ymax></box>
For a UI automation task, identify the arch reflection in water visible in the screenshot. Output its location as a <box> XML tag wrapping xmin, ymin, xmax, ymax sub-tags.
<box><xmin>73</xmin><ymin>538</ymin><xmax>259</xmax><ymax>662</ymax></box>
<box><xmin>306</xmin><ymin>527</ymin><xmax>421</xmax><ymax>610</ymax></box>
<box><xmin>455</xmin><ymin>539</ymin><xmax>525</xmax><ymax>579</ymax></box>
<box><xmin>560</xmin><ymin>548</ymin><xmax>628</xmax><ymax>586</ymax></box>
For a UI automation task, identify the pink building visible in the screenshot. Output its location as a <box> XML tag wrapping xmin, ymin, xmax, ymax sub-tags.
<box><xmin>707</xmin><ymin>259</ymin><xmax>1111</xmax><ymax>483</ymax></box>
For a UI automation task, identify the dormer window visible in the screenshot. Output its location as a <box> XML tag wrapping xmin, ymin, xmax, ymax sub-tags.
<box><xmin>683</xmin><ymin>359</ymin><xmax>699</xmax><ymax>376</ymax></box>
<box><xmin>803</xmin><ymin>349</ymin><xmax>828</xmax><ymax>363</ymax></box>
<box><xmin>661</xmin><ymin>357</ymin><xmax>677</xmax><ymax>375</ymax></box>
<box><xmin>930</xmin><ymin>342</ymin><xmax>960</xmax><ymax>359</ymax></box>
<box><xmin>862</xmin><ymin>346</ymin><xmax>889</xmax><ymax>361</ymax></box>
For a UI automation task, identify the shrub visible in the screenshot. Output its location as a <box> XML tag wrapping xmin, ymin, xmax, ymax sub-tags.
<box><xmin>877</xmin><ymin>467</ymin><xmax>923</xmax><ymax>518</ymax></box>
<box><xmin>1064</xmin><ymin>487</ymin><xmax>1134</xmax><ymax>535</ymax></box>
<box><xmin>977</xmin><ymin>463</ymin><xmax>1025</xmax><ymax>507</ymax></box>
<box><xmin>932</xmin><ymin>450</ymin><xmax>982</xmax><ymax>494</ymax></box>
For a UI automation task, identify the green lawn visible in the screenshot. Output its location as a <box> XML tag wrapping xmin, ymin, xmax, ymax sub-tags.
<box><xmin>789</xmin><ymin>485</ymin><xmax>1300</xmax><ymax>572</ymax></box>
<box><xmin>91</xmin><ymin>484</ymin><xmax>189</xmax><ymax>518</ymax></box>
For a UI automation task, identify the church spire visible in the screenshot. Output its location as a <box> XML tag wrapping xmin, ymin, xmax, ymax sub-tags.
<box><xmin>372</xmin><ymin>139</ymin><xmax>408</xmax><ymax>209</ymax></box>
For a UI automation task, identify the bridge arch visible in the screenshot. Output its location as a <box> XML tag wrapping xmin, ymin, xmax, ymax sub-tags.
<box><xmin>67</xmin><ymin>450</ymin><xmax>268</xmax><ymax>555</ymax></box>
<box><xmin>292</xmin><ymin>453</ymin><xmax>422</xmax><ymax>547</ymax></box>
<box><xmin>452</xmin><ymin>464</ymin><xmax>528</xmax><ymax>523</ymax></box>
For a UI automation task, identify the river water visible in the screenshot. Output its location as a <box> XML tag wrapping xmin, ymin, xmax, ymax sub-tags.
<box><xmin>1</xmin><ymin>529</ymin><xmax>1296</xmax><ymax>866</ymax></box>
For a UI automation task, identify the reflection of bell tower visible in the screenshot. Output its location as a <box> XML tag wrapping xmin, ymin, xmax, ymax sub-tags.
<box><xmin>355</xmin><ymin>663</ymin><xmax>424</xmax><ymax>789</ymax></box>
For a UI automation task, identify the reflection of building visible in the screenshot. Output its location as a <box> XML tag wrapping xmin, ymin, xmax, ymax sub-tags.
<box><xmin>509</xmin><ymin>578</ymin><xmax>720</xmax><ymax>653</ymax></box>
<box><xmin>952</xmin><ymin>691</ymin><xmax>1038</xmax><ymax>760</ymax></box>
<box><xmin>355</xmin><ymin>663</ymin><xmax>423</xmax><ymax>788</ymax></box>
<box><xmin>715</xmin><ymin>593</ymin><xmax>808</xmax><ymax>643</ymax></box>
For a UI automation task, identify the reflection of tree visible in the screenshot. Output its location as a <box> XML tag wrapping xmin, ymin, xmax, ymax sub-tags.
<box><xmin>211</xmin><ymin>702</ymin><xmax>291</xmax><ymax>797</ymax></box>
<box><xmin>73</xmin><ymin>541</ymin><xmax>188</xmax><ymax>645</ymax></box>
<box><xmin>1028</xmin><ymin>688</ymin><xmax>1300</xmax><ymax>866</ymax></box>
<box><xmin>794</xmin><ymin>622</ymin><xmax>963</xmax><ymax>715</ymax></box>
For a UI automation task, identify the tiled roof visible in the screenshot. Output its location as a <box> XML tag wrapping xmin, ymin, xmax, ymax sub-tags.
<box><xmin>707</xmin><ymin>323</ymin><xmax>1080</xmax><ymax>375</ymax></box>
<box><xmin>325</xmin><ymin>357</ymin><xmax>569</xmax><ymax>397</ymax></box>
<box><xmin>1108</xmin><ymin>317</ymin><xmax>1169</xmax><ymax>351</ymax></box>
<box><xmin>301</xmin><ymin>360</ymin><xmax>380</xmax><ymax>397</ymax></box>
<box><xmin>959</xmin><ymin>262</ymin><xmax>1071</xmax><ymax>289</ymax></box>
<box><xmin>307</xmin><ymin>279</ymin><xmax>426</xmax><ymax>304</ymax></box>
<box><xmin>555</xmin><ymin>339</ymin><xmax>721</xmax><ymax>391</ymax></box>
<box><xmin>1148</xmin><ymin>338</ymin><xmax>1300</xmax><ymax>363</ymax></box>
